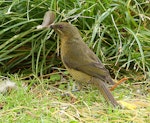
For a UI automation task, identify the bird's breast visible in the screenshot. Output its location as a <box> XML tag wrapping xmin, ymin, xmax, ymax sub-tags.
<box><xmin>67</xmin><ymin>68</ymin><xmax>92</xmax><ymax>83</ymax></box>
<box><xmin>60</xmin><ymin>40</ymin><xmax>92</xmax><ymax>83</ymax></box>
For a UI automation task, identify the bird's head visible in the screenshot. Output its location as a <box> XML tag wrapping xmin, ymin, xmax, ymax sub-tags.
<box><xmin>50</xmin><ymin>22</ymin><xmax>80</xmax><ymax>39</ymax></box>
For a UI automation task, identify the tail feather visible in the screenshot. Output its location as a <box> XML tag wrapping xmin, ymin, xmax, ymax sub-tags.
<box><xmin>106</xmin><ymin>76</ymin><xmax>115</xmax><ymax>85</ymax></box>
<box><xmin>92</xmin><ymin>78</ymin><xmax>120</xmax><ymax>107</ymax></box>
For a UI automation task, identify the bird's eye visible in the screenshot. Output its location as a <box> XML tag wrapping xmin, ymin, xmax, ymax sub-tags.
<box><xmin>58</xmin><ymin>25</ymin><xmax>63</xmax><ymax>29</ymax></box>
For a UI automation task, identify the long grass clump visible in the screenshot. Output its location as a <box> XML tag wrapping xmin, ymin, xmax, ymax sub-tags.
<box><xmin>0</xmin><ymin>0</ymin><xmax>150</xmax><ymax>78</ymax></box>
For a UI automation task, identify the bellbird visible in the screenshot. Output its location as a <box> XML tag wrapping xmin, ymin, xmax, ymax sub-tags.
<box><xmin>50</xmin><ymin>22</ymin><xmax>120</xmax><ymax>107</ymax></box>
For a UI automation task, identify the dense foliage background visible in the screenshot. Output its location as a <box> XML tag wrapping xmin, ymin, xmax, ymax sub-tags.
<box><xmin>0</xmin><ymin>0</ymin><xmax>150</xmax><ymax>79</ymax></box>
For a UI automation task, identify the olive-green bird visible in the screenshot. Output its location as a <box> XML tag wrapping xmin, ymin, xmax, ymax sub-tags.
<box><xmin>51</xmin><ymin>22</ymin><xmax>120</xmax><ymax>107</ymax></box>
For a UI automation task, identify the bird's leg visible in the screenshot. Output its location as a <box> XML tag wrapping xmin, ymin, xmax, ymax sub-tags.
<box><xmin>72</xmin><ymin>81</ymin><xmax>82</xmax><ymax>92</ymax></box>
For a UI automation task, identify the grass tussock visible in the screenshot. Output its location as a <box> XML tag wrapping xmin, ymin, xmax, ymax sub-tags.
<box><xmin>0</xmin><ymin>0</ymin><xmax>150</xmax><ymax>76</ymax></box>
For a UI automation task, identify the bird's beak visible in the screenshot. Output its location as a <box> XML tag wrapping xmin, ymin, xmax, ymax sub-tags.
<box><xmin>50</xmin><ymin>24</ymin><xmax>63</xmax><ymax>35</ymax></box>
<box><xmin>50</xmin><ymin>24</ymin><xmax>54</xmax><ymax>29</ymax></box>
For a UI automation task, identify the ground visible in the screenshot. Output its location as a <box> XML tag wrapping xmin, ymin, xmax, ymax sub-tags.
<box><xmin>0</xmin><ymin>74</ymin><xmax>149</xmax><ymax>123</ymax></box>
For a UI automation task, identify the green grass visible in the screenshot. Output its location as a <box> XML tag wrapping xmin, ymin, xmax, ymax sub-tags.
<box><xmin>0</xmin><ymin>74</ymin><xmax>150</xmax><ymax>122</ymax></box>
<box><xmin>0</xmin><ymin>0</ymin><xmax>150</xmax><ymax>75</ymax></box>
<box><xmin>0</xmin><ymin>0</ymin><xmax>150</xmax><ymax>122</ymax></box>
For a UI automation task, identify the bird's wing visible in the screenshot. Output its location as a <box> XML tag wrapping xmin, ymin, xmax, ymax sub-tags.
<box><xmin>62</xmin><ymin>43</ymin><xmax>110</xmax><ymax>81</ymax></box>
<box><xmin>63</xmin><ymin>57</ymin><xmax>108</xmax><ymax>80</ymax></box>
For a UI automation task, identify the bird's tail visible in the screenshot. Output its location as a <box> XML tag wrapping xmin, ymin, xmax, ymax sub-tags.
<box><xmin>106</xmin><ymin>75</ymin><xmax>115</xmax><ymax>85</ymax></box>
<box><xmin>92</xmin><ymin>78</ymin><xmax>120</xmax><ymax>107</ymax></box>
